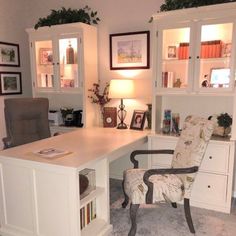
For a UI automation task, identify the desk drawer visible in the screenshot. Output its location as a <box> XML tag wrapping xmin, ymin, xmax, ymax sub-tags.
<box><xmin>191</xmin><ymin>172</ymin><xmax>227</xmax><ymax>206</ymax></box>
<box><xmin>200</xmin><ymin>143</ymin><xmax>229</xmax><ymax>174</ymax></box>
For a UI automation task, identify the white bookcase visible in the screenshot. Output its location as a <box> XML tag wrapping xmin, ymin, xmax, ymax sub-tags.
<box><xmin>26</xmin><ymin>23</ymin><xmax>98</xmax><ymax>127</ymax></box>
<box><xmin>150</xmin><ymin>2</ymin><xmax>236</xmax><ymax>213</ymax></box>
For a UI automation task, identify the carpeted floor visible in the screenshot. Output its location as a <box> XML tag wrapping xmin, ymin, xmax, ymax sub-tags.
<box><xmin>110</xmin><ymin>178</ymin><xmax>236</xmax><ymax>236</ymax></box>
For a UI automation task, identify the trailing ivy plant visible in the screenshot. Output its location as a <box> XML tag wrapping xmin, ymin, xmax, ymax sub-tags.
<box><xmin>34</xmin><ymin>6</ymin><xmax>100</xmax><ymax>29</ymax></box>
<box><xmin>160</xmin><ymin>0</ymin><xmax>236</xmax><ymax>12</ymax></box>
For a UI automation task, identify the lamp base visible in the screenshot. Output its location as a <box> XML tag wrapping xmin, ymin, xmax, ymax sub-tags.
<box><xmin>117</xmin><ymin>122</ymin><xmax>128</xmax><ymax>129</ymax></box>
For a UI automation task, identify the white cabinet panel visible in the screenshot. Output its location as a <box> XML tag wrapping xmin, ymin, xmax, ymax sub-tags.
<box><xmin>1</xmin><ymin>164</ymin><xmax>35</xmax><ymax>233</ymax></box>
<box><xmin>192</xmin><ymin>172</ymin><xmax>227</xmax><ymax>205</ymax></box>
<box><xmin>35</xmin><ymin>170</ymin><xmax>71</xmax><ymax>236</ymax></box>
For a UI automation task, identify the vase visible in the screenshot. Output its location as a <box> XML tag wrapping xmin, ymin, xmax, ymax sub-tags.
<box><xmin>146</xmin><ymin>103</ymin><xmax>152</xmax><ymax>129</ymax></box>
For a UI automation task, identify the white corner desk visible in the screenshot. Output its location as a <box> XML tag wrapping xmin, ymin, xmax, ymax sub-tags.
<box><xmin>0</xmin><ymin>128</ymin><xmax>148</xmax><ymax>236</ymax></box>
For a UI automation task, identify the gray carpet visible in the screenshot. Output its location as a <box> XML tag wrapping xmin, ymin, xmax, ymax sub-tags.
<box><xmin>110</xmin><ymin>178</ymin><xmax>236</xmax><ymax>236</ymax></box>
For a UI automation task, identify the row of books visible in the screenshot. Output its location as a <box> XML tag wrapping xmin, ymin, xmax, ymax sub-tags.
<box><xmin>178</xmin><ymin>40</ymin><xmax>223</xmax><ymax>59</ymax></box>
<box><xmin>162</xmin><ymin>71</ymin><xmax>174</xmax><ymax>88</ymax></box>
<box><xmin>80</xmin><ymin>200</ymin><xmax>96</xmax><ymax>230</ymax></box>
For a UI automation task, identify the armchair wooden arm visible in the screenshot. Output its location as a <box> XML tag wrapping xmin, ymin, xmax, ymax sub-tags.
<box><xmin>143</xmin><ymin>166</ymin><xmax>199</xmax><ymax>204</ymax></box>
<box><xmin>130</xmin><ymin>149</ymin><xmax>174</xmax><ymax>168</ymax></box>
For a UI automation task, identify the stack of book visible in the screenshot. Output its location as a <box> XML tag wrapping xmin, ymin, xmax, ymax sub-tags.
<box><xmin>80</xmin><ymin>200</ymin><xmax>96</xmax><ymax>230</ymax></box>
<box><xmin>200</xmin><ymin>40</ymin><xmax>222</xmax><ymax>58</ymax></box>
<box><xmin>178</xmin><ymin>43</ymin><xmax>189</xmax><ymax>59</ymax></box>
<box><xmin>162</xmin><ymin>71</ymin><xmax>174</xmax><ymax>88</ymax></box>
<box><xmin>178</xmin><ymin>40</ymin><xmax>222</xmax><ymax>59</ymax></box>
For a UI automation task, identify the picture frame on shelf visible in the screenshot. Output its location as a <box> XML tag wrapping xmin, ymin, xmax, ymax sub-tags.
<box><xmin>222</xmin><ymin>43</ymin><xmax>231</xmax><ymax>57</ymax></box>
<box><xmin>0</xmin><ymin>72</ymin><xmax>22</xmax><ymax>95</ymax></box>
<box><xmin>167</xmin><ymin>45</ymin><xmax>177</xmax><ymax>59</ymax></box>
<box><xmin>210</xmin><ymin>68</ymin><xmax>230</xmax><ymax>87</ymax></box>
<box><xmin>130</xmin><ymin>110</ymin><xmax>146</xmax><ymax>130</ymax></box>
<box><xmin>0</xmin><ymin>42</ymin><xmax>20</xmax><ymax>67</ymax></box>
<box><xmin>109</xmin><ymin>31</ymin><xmax>150</xmax><ymax>70</ymax></box>
<box><xmin>39</xmin><ymin>48</ymin><xmax>53</xmax><ymax>65</ymax></box>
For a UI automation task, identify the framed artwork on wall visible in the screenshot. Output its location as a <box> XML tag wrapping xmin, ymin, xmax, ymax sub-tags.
<box><xmin>109</xmin><ymin>31</ymin><xmax>150</xmax><ymax>70</ymax></box>
<box><xmin>0</xmin><ymin>42</ymin><xmax>20</xmax><ymax>67</ymax></box>
<box><xmin>130</xmin><ymin>110</ymin><xmax>146</xmax><ymax>130</ymax></box>
<box><xmin>0</xmin><ymin>72</ymin><xmax>22</xmax><ymax>95</ymax></box>
<box><xmin>39</xmin><ymin>48</ymin><xmax>53</xmax><ymax>65</ymax></box>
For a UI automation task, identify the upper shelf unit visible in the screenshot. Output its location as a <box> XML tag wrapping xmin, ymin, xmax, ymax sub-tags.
<box><xmin>26</xmin><ymin>23</ymin><xmax>98</xmax><ymax>94</ymax></box>
<box><xmin>151</xmin><ymin>2</ymin><xmax>236</xmax><ymax>95</ymax></box>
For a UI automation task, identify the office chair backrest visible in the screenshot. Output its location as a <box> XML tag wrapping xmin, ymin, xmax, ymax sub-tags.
<box><xmin>4</xmin><ymin>97</ymin><xmax>51</xmax><ymax>147</ymax></box>
<box><xmin>171</xmin><ymin>115</ymin><xmax>214</xmax><ymax>198</ymax></box>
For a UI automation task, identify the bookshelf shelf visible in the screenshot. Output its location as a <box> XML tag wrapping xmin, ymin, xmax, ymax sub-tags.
<box><xmin>80</xmin><ymin>187</ymin><xmax>105</xmax><ymax>208</ymax></box>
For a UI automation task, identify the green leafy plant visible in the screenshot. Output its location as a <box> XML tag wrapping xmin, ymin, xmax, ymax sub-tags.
<box><xmin>217</xmin><ymin>113</ymin><xmax>232</xmax><ymax>128</ymax></box>
<box><xmin>34</xmin><ymin>6</ymin><xmax>100</xmax><ymax>29</ymax></box>
<box><xmin>160</xmin><ymin>0</ymin><xmax>236</xmax><ymax>12</ymax></box>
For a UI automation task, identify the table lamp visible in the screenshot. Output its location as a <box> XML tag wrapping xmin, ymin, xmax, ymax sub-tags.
<box><xmin>109</xmin><ymin>79</ymin><xmax>134</xmax><ymax>129</ymax></box>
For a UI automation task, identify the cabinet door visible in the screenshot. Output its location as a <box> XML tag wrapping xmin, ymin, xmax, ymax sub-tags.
<box><xmin>34</xmin><ymin>39</ymin><xmax>56</xmax><ymax>90</ymax></box>
<box><xmin>156</xmin><ymin>23</ymin><xmax>195</xmax><ymax>93</ymax></box>
<box><xmin>58</xmin><ymin>34</ymin><xmax>81</xmax><ymax>90</ymax></box>
<box><xmin>194</xmin><ymin>20</ymin><xmax>235</xmax><ymax>92</ymax></box>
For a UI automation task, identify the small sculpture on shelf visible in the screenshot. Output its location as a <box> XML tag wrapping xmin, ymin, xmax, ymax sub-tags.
<box><xmin>146</xmin><ymin>103</ymin><xmax>152</xmax><ymax>129</ymax></box>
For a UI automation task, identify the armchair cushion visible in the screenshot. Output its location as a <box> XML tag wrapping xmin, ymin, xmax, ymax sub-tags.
<box><xmin>124</xmin><ymin>169</ymin><xmax>184</xmax><ymax>204</ymax></box>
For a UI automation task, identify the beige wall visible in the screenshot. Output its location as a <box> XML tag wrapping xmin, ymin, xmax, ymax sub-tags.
<box><xmin>0</xmin><ymin>0</ymin><xmax>33</xmax><ymax>149</ymax></box>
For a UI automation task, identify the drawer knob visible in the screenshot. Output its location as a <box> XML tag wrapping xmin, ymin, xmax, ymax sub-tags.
<box><xmin>209</xmin><ymin>156</ymin><xmax>212</xmax><ymax>159</ymax></box>
<box><xmin>208</xmin><ymin>185</ymin><xmax>211</xmax><ymax>188</ymax></box>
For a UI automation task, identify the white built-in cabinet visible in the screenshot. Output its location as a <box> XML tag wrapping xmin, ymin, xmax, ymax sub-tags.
<box><xmin>149</xmin><ymin>135</ymin><xmax>234</xmax><ymax>213</ymax></box>
<box><xmin>150</xmin><ymin>2</ymin><xmax>236</xmax><ymax>213</ymax></box>
<box><xmin>26</xmin><ymin>23</ymin><xmax>98</xmax><ymax>127</ymax></box>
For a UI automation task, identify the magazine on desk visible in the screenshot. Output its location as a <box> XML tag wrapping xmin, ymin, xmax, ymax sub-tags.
<box><xmin>33</xmin><ymin>148</ymin><xmax>72</xmax><ymax>159</ymax></box>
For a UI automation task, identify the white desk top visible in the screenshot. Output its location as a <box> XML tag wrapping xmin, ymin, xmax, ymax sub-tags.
<box><xmin>0</xmin><ymin>128</ymin><xmax>148</xmax><ymax>169</ymax></box>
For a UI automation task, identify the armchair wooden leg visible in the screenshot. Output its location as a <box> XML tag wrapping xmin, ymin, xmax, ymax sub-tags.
<box><xmin>171</xmin><ymin>202</ymin><xmax>177</xmax><ymax>208</ymax></box>
<box><xmin>122</xmin><ymin>179</ymin><xmax>129</xmax><ymax>208</ymax></box>
<box><xmin>128</xmin><ymin>204</ymin><xmax>140</xmax><ymax>236</ymax></box>
<box><xmin>184</xmin><ymin>198</ymin><xmax>195</xmax><ymax>234</ymax></box>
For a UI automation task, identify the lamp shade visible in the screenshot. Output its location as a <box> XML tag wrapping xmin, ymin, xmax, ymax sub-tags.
<box><xmin>109</xmin><ymin>79</ymin><xmax>135</xmax><ymax>99</ymax></box>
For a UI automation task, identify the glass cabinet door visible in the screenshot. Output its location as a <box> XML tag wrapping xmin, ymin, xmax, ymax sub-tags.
<box><xmin>161</xmin><ymin>27</ymin><xmax>191</xmax><ymax>89</ymax></box>
<box><xmin>198</xmin><ymin>22</ymin><xmax>233</xmax><ymax>91</ymax></box>
<box><xmin>35</xmin><ymin>40</ymin><xmax>54</xmax><ymax>88</ymax></box>
<box><xmin>59</xmin><ymin>37</ymin><xmax>79</xmax><ymax>89</ymax></box>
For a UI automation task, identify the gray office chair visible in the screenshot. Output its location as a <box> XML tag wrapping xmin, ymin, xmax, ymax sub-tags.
<box><xmin>3</xmin><ymin>97</ymin><xmax>51</xmax><ymax>148</ymax></box>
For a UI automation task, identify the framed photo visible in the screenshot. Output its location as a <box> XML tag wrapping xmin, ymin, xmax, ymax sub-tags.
<box><xmin>109</xmin><ymin>31</ymin><xmax>150</xmax><ymax>70</ymax></box>
<box><xmin>167</xmin><ymin>45</ymin><xmax>177</xmax><ymax>59</ymax></box>
<box><xmin>0</xmin><ymin>42</ymin><xmax>20</xmax><ymax>67</ymax></box>
<box><xmin>0</xmin><ymin>72</ymin><xmax>22</xmax><ymax>95</ymax></box>
<box><xmin>130</xmin><ymin>110</ymin><xmax>146</xmax><ymax>130</ymax></box>
<box><xmin>222</xmin><ymin>43</ymin><xmax>231</xmax><ymax>57</ymax></box>
<box><xmin>210</xmin><ymin>68</ymin><xmax>230</xmax><ymax>87</ymax></box>
<box><xmin>39</xmin><ymin>48</ymin><xmax>53</xmax><ymax>65</ymax></box>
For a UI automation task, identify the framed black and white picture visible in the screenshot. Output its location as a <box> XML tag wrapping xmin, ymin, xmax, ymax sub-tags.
<box><xmin>130</xmin><ymin>110</ymin><xmax>146</xmax><ymax>130</ymax></box>
<box><xmin>110</xmin><ymin>31</ymin><xmax>150</xmax><ymax>70</ymax></box>
<box><xmin>0</xmin><ymin>42</ymin><xmax>20</xmax><ymax>67</ymax></box>
<box><xmin>0</xmin><ymin>72</ymin><xmax>22</xmax><ymax>95</ymax></box>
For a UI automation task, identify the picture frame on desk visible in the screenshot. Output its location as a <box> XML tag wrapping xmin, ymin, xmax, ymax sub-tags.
<box><xmin>0</xmin><ymin>72</ymin><xmax>22</xmax><ymax>95</ymax></box>
<box><xmin>130</xmin><ymin>110</ymin><xmax>146</xmax><ymax>130</ymax></box>
<box><xmin>0</xmin><ymin>41</ymin><xmax>20</xmax><ymax>67</ymax></box>
<box><xmin>109</xmin><ymin>31</ymin><xmax>150</xmax><ymax>70</ymax></box>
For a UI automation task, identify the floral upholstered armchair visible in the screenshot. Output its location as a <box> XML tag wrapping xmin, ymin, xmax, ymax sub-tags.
<box><xmin>122</xmin><ymin>115</ymin><xmax>214</xmax><ymax>236</ymax></box>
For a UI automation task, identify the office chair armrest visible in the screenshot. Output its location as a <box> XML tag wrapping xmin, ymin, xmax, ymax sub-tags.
<box><xmin>143</xmin><ymin>166</ymin><xmax>199</xmax><ymax>204</ymax></box>
<box><xmin>2</xmin><ymin>137</ymin><xmax>12</xmax><ymax>149</ymax></box>
<box><xmin>130</xmin><ymin>149</ymin><xmax>174</xmax><ymax>168</ymax></box>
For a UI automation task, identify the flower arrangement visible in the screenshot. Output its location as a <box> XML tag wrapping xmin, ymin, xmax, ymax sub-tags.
<box><xmin>88</xmin><ymin>82</ymin><xmax>111</xmax><ymax>115</ymax></box>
